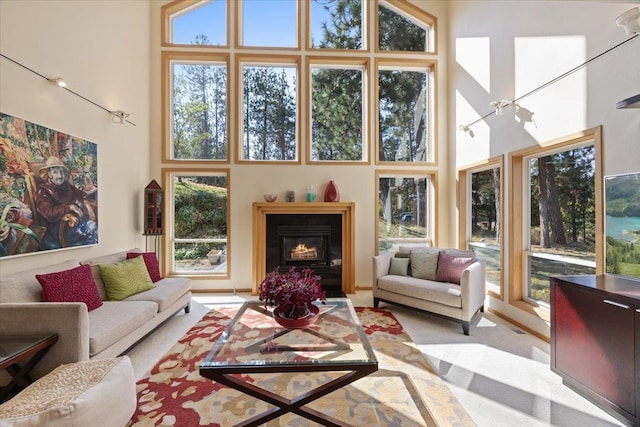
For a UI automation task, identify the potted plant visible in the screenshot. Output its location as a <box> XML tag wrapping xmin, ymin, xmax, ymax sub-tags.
<box><xmin>258</xmin><ymin>266</ymin><xmax>326</xmax><ymax>328</ymax></box>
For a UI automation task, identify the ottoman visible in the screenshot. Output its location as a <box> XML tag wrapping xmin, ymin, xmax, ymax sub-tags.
<box><xmin>0</xmin><ymin>356</ymin><xmax>135</xmax><ymax>427</ymax></box>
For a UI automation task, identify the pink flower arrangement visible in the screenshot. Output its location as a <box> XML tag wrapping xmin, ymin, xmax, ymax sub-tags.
<box><xmin>258</xmin><ymin>267</ymin><xmax>326</xmax><ymax>319</ymax></box>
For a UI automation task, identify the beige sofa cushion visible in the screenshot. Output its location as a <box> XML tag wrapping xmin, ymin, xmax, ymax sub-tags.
<box><xmin>88</xmin><ymin>300</ymin><xmax>157</xmax><ymax>356</ymax></box>
<box><xmin>377</xmin><ymin>275</ymin><xmax>462</xmax><ymax>308</ymax></box>
<box><xmin>0</xmin><ymin>357</ymin><xmax>135</xmax><ymax>427</ymax></box>
<box><xmin>124</xmin><ymin>276</ymin><xmax>191</xmax><ymax>312</ymax></box>
<box><xmin>0</xmin><ymin>259</ymin><xmax>80</xmax><ymax>303</ymax></box>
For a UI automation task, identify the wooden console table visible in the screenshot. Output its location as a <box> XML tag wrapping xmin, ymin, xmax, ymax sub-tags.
<box><xmin>551</xmin><ymin>275</ymin><xmax>640</xmax><ymax>426</ymax></box>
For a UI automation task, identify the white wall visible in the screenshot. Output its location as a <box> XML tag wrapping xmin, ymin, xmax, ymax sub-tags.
<box><xmin>450</xmin><ymin>0</ymin><xmax>640</xmax><ymax>336</ymax></box>
<box><xmin>0</xmin><ymin>0</ymin><xmax>151</xmax><ymax>277</ymax></box>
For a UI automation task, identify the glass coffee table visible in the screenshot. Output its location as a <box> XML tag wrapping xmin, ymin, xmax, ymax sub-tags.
<box><xmin>0</xmin><ymin>334</ymin><xmax>58</xmax><ymax>402</ymax></box>
<box><xmin>199</xmin><ymin>299</ymin><xmax>378</xmax><ymax>427</ymax></box>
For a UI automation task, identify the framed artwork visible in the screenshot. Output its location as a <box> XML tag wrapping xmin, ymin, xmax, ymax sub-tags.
<box><xmin>0</xmin><ymin>112</ymin><xmax>98</xmax><ymax>257</ymax></box>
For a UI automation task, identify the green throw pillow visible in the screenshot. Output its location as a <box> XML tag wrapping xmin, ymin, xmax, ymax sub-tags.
<box><xmin>98</xmin><ymin>256</ymin><xmax>154</xmax><ymax>301</ymax></box>
<box><xmin>410</xmin><ymin>251</ymin><xmax>440</xmax><ymax>280</ymax></box>
<box><xmin>389</xmin><ymin>257</ymin><xmax>409</xmax><ymax>276</ymax></box>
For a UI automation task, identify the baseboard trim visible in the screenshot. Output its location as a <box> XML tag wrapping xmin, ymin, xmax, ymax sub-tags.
<box><xmin>487</xmin><ymin>307</ymin><xmax>550</xmax><ymax>343</ymax></box>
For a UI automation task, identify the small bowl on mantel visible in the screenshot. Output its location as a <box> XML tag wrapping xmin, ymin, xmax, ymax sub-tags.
<box><xmin>264</xmin><ymin>194</ymin><xmax>277</xmax><ymax>202</ymax></box>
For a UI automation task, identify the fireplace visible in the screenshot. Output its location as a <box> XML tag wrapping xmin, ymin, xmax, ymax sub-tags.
<box><xmin>266</xmin><ymin>216</ymin><xmax>342</xmax><ymax>294</ymax></box>
<box><xmin>252</xmin><ymin>202</ymin><xmax>355</xmax><ymax>295</ymax></box>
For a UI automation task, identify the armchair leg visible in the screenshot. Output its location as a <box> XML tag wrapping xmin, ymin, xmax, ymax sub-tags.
<box><xmin>373</xmin><ymin>297</ymin><xmax>380</xmax><ymax>308</ymax></box>
<box><xmin>480</xmin><ymin>305</ymin><xmax>484</xmax><ymax>313</ymax></box>
<box><xmin>462</xmin><ymin>321</ymin><xmax>470</xmax><ymax>336</ymax></box>
<box><xmin>184</xmin><ymin>303</ymin><xmax>191</xmax><ymax>314</ymax></box>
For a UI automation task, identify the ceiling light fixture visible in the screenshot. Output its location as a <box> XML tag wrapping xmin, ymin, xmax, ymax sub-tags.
<box><xmin>0</xmin><ymin>52</ymin><xmax>136</xmax><ymax>126</ymax></box>
<box><xmin>616</xmin><ymin>7</ymin><xmax>640</xmax><ymax>36</ymax></box>
<box><xmin>48</xmin><ymin>77</ymin><xmax>66</xmax><ymax>88</ymax></box>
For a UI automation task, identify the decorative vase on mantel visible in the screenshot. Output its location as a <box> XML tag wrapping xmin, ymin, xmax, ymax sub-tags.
<box><xmin>273</xmin><ymin>304</ymin><xmax>320</xmax><ymax>329</ymax></box>
<box><xmin>324</xmin><ymin>180</ymin><xmax>340</xmax><ymax>202</ymax></box>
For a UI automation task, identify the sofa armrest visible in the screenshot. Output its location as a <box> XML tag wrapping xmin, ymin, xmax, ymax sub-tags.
<box><xmin>372</xmin><ymin>253</ymin><xmax>392</xmax><ymax>290</ymax></box>
<box><xmin>459</xmin><ymin>258</ymin><xmax>487</xmax><ymax>322</ymax></box>
<box><xmin>0</xmin><ymin>302</ymin><xmax>90</xmax><ymax>380</ymax></box>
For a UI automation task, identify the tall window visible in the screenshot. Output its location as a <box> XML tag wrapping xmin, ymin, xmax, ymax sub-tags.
<box><xmin>241</xmin><ymin>0</ymin><xmax>297</xmax><ymax>48</ymax></box>
<box><xmin>377</xmin><ymin>171</ymin><xmax>434</xmax><ymax>253</ymax></box>
<box><xmin>167</xmin><ymin>0</ymin><xmax>227</xmax><ymax>46</ymax></box>
<box><xmin>377</xmin><ymin>62</ymin><xmax>433</xmax><ymax>164</ymax></box>
<box><xmin>378</xmin><ymin>0</ymin><xmax>434</xmax><ymax>52</ymax></box>
<box><xmin>239</xmin><ymin>59</ymin><xmax>299</xmax><ymax>162</ymax></box>
<box><xmin>510</xmin><ymin>128</ymin><xmax>603</xmax><ymax>314</ymax></box>
<box><xmin>167</xmin><ymin>53</ymin><xmax>228</xmax><ymax>162</ymax></box>
<box><xmin>309</xmin><ymin>62</ymin><xmax>366</xmax><ymax>162</ymax></box>
<box><xmin>459</xmin><ymin>158</ymin><xmax>503</xmax><ymax>299</ymax></box>
<box><xmin>165</xmin><ymin>169</ymin><xmax>229</xmax><ymax>277</ymax></box>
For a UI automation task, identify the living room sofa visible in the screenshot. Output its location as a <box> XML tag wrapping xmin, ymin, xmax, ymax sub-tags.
<box><xmin>0</xmin><ymin>249</ymin><xmax>192</xmax><ymax>379</ymax></box>
<box><xmin>373</xmin><ymin>247</ymin><xmax>486</xmax><ymax>335</ymax></box>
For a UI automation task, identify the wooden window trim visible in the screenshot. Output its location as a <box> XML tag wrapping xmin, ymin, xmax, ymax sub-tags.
<box><xmin>375</xmin><ymin>169</ymin><xmax>437</xmax><ymax>254</ymax></box>
<box><xmin>375</xmin><ymin>0</ymin><xmax>437</xmax><ymax>55</ymax></box>
<box><xmin>458</xmin><ymin>156</ymin><xmax>505</xmax><ymax>301</ymax></box>
<box><xmin>162</xmin><ymin>52</ymin><xmax>231</xmax><ymax>164</ymax></box>
<box><xmin>508</xmin><ymin>126</ymin><xmax>603</xmax><ymax>322</ymax></box>
<box><xmin>162</xmin><ymin>167</ymin><xmax>231</xmax><ymax>280</ymax></box>
<box><xmin>374</xmin><ymin>58</ymin><xmax>437</xmax><ymax>166</ymax></box>
<box><xmin>234</xmin><ymin>54</ymin><xmax>302</xmax><ymax>164</ymax></box>
<box><xmin>161</xmin><ymin>0</ymin><xmax>231</xmax><ymax>48</ymax></box>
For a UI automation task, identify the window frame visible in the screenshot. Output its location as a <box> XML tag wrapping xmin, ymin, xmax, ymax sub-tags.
<box><xmin>162</xmin><ymin>51</ymin><xmax>231</xmax><ymax>164</ymax></box>
<box><xmin>161</xmin><ymin>0</ymin><xmax>231</xmax><ymax>49</ymax></box>
<box><xmin>375</xmin><ymin>169</ymin><xmax>437</xmax><ymax>255</ymax></box>
<box><xmin>162</xmin><ymin>167</ymin><xmax>231</xmax><ymax>279</ymax></box>
<box><xmin>235</xmin><ymin>54</ymin><xmax>301</xmax><ymax>164</ymax></box>
<box><xmin>306</xmin><ymin>57</ymin><xmax>370</xmax><ymax>164</ymax></box>
<box><xmin>375</xmin><ymin>58</ymin><xmax>436</xmax><ymax>165</ymax></box>
<box><xmin>235</xmin><ymin>0</ymin><xmax>302</xmax><ymax>50</ymax></box>
<box><xmin>458</xmin><ymin>156</ymin><xmax>504</xmax><ymax>300</ymax></box>
<box><xmin>376</xmin><ymin>0</ymin><xmax>437</xmax><ymax>54</ymax></box>
<box><xmin>509</xmin><ymin>127</ymin><xmax>603</xmax><ymax>320</ymax></box>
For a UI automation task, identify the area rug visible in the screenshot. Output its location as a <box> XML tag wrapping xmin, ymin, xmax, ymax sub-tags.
<box><xmin>128</xmin><ymin>306</ymin><xmax>474</xmax><ymax>427</ymax></box>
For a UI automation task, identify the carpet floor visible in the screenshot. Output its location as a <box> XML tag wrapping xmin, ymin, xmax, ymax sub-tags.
<box><xmin>128</xmin><ymin>306</ymin><xmax>474</xmax><ymax>427</ymax></box>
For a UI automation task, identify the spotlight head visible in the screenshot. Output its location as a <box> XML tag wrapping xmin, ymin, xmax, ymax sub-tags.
<box><xmin>616</xmin><ymin>7</ymin><xmax>640</xmax><ymax>36</ymax></box>
<box><xmin>48</xmin><ymin>77</ymin><xmax>66</xmax><ymax>88</ymax></box>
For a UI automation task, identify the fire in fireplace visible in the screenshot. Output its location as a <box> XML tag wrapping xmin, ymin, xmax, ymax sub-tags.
<box><xmin>279</xmin><ymin>225</ymin><xmax>330</xmax><ymax>267</ymax></box>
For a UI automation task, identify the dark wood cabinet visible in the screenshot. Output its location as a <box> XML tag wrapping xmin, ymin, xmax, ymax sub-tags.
<box><xmin>551</xmin><ymin>275</ymin><xmax>640</xmax><ymax>426</ymax></box>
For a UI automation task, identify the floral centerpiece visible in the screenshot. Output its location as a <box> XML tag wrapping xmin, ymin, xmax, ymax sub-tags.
<box><xmin>258</xmin><ymin>267</ymin><xmax>326</xmax><ymax>323</ymax></box>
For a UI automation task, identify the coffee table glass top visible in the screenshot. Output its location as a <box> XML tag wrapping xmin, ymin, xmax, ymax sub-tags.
<box><xmin>200</xmin><ymin>299</ymin><xmax>377</xmax><ymax>372</ymax></box>
<box><xmin>0</xmin><ymin>335</ymin><xmax>57</xmax><ymax>367</ymax></box>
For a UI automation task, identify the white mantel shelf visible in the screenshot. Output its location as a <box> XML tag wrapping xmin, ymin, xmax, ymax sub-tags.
<box><xmin>252</xmin><ymin>202</ymin><xmax>355</xmax><ymax>295</ymax></box>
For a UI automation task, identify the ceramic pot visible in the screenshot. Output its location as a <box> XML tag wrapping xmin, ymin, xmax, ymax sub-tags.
<box><xmin>324</xmin><ymin>180</ymin><xmax>340</xmax><ymax>202</ymax></box>
<box><xmin>273</xmin><ymin>304</ymin><xmax>320</xmax><ymax>329</ymax></box>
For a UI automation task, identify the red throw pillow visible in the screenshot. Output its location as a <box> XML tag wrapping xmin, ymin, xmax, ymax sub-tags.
<box><xmin>36</xmin><ymin>264</ymin><xmax>103</xmax><ymax>311</ymax></box>
<box><xmin>436</xmin><ymin>252</ymin><xmax>476</xmax><ymax>285</ymax></box>
<box><xmin>126</xmin><ymin>252</ymin><xmax>162</xmax><ymax>282</ymax></box>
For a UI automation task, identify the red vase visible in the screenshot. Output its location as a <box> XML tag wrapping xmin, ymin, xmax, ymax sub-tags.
<box><xmin>273</xmin><ymin>304</ymin><xmax>319</xmax><ymax>329</ymax></box>
<box><xmin>324</xmin><ymin>180</ymin><xmax>340</xmax><ymax>202</ymax></box>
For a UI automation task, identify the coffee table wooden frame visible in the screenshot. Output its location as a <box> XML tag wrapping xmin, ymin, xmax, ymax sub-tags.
<box><xmin>199</xmin><ymin>300</ymin><xmax>378</xmax><ymax>427</ymax></box>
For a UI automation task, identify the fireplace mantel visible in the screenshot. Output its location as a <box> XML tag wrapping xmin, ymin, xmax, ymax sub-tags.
<box><xmin>252</xmin><ymin>202</ymin><xmax>355</xmax><ymax>295</ymax></box>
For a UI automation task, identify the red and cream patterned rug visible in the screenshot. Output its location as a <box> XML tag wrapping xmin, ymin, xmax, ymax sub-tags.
<box><xmin>128</xmin><ymin>306</ymin><xmax>474</xmax><ymax>427</ymax></box>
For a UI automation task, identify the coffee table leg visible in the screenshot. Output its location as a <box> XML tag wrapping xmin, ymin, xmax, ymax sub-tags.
<box><xmin>211</xmin><ymin>367</ymin><xmax>377</xmax><ymax>427</ymax></box>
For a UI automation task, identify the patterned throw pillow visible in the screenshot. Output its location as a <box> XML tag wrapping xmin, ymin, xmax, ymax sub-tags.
<box><xmin>436</xmin><ymin>252</ymin><xmax>476</xmax><ymax>285</ymax></box>
<box><xmin>36</xmin><ymin>264</ymin><xmax>103</xmax><ymax>311</ymax></box>
<box><xmin>98</xmin><ymin>256</ymin><xmax>154</xmax><ymax>301</ymax></box>
<box><xmin>409</xmin><ymin>251</ymin><xmax>440</xmax><ymax>280</ymax></box>
<box><xmin>126</xmin><ymin>252</ymin><xmax>162</xmax><ymax>282</ymax></box>
<box><xmin>389</xmin><ymin>257</ymin><xmax>410</xmax><ymax>276</ymax></box>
